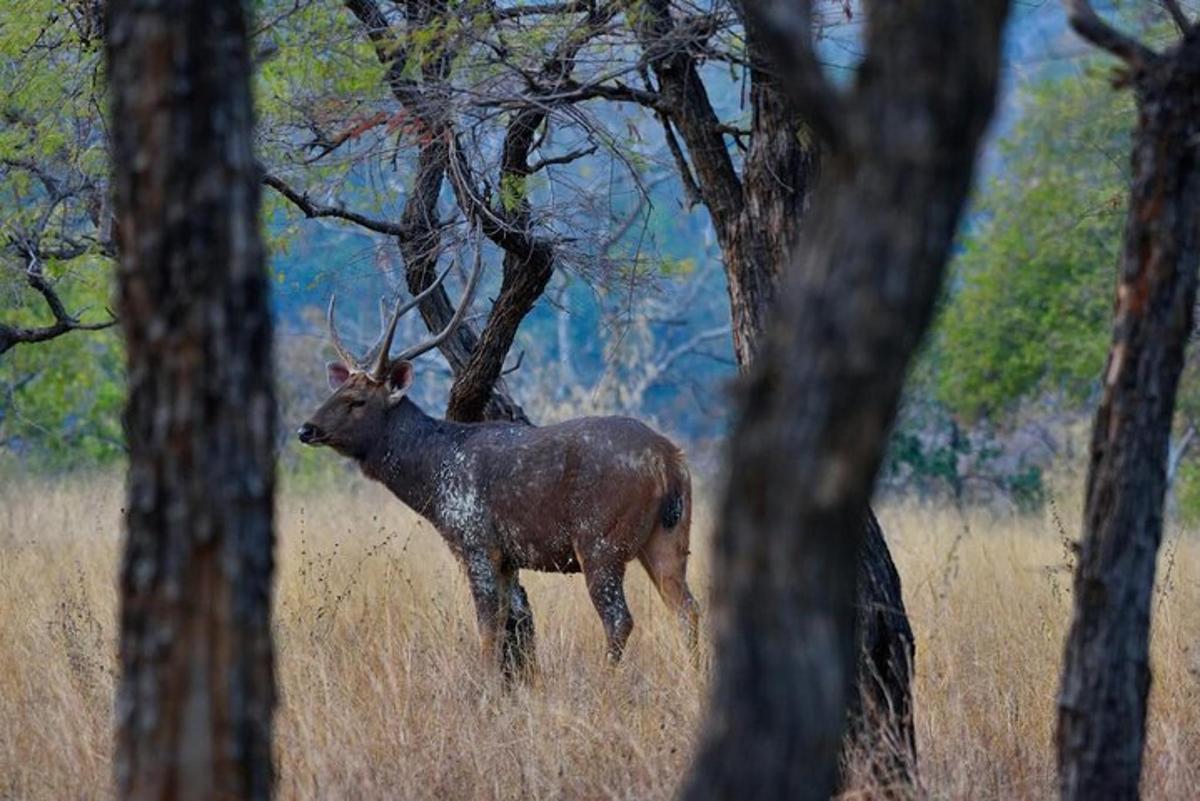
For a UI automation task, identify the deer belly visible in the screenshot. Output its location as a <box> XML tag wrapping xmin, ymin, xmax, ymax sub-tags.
<box><xmin>502</xmin><ymin>527</ymin><xmax>580</xmax><ymax>573</ymax></box>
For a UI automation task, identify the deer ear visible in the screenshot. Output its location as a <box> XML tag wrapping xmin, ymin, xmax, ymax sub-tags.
<box><xmin>327</xmin><ymin>361</ymin><xmax>351</xmax><ymax>390</ymax></box>
<box><xmin>387</xmin><ymin>360</ymin><xmax>414</xmax><ymax>401</ymax></box>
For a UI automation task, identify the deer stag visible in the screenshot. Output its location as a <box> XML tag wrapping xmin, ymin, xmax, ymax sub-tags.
<box><xmin>297</xmin><ymin>244</ymin><xmax>699</xmax><ymax>670</ymax></box>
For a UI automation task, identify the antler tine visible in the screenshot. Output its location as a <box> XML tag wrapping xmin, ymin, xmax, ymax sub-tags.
<box><xmin>326</xmin><ymin>294</ymin><xmax>360</xmax><ymax>368</ymax></box>
<box><xmin>368</xmin><ymin>259</ymin><xmax>456</xmax><ymax>380</ymax></box>
<box><xmin>392</xmin><ymin>230</ymin><xmax>486</xmax><ymax>365</ymax></box>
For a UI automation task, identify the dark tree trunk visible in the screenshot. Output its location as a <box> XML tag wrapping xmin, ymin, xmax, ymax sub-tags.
<box><xmin>679</xmin><ymin>1</ymin><xmax>1009</xmax><ymax>798</ymax></box>
<box><xmin>108</xmin><ymin>1</ymin><xmax>277</xmax><ymax>799</ymax></box>
<box><xmin>640</xmin><ymin>2</ymin><xmax>917</xmax><ymax>781</ymax></box>
<box><xmin>1056</xmin><ymin>17</ymin><xmax>1200</xmax><ymax>800</ymax></box>
<box><xmin>848</xmin><ymin>510</ymin><xmax>917</xmax><ymax>789</ymax></box>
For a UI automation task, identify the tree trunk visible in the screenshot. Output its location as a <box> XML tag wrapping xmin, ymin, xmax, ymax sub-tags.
<box><xmin>1057</xmin><ymin>25</ymin><xmax>1200</xmax><ymax>801</ymax></box>
<box><xmin>108</xmin><ymin>1</ymin><xmax>277</xmax><ymax>798</ymax></box>
<box><xmin>679</xmin><ymin>1</ymin><xmax>1009</xmax><ymax>798</ymax></box>
<box><xmin>848</xmin><ymin>510</ymin><xmax>917</xmax><ymax>789</ymax></box>
<box><xmin>638</xmin><ymin>8</ymin><xmax>916</xmax><ymax>769</ymax></box>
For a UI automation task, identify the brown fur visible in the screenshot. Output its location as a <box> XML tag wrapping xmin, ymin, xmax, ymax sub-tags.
<box><xmin>299</xmin><ymin>366</ymin><xmax>699</xmax><ymax>668</ymax></box>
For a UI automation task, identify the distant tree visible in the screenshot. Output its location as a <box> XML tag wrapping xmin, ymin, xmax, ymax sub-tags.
<box><xmin>0</xmin><ymin>4</ymin><xmax>120</xmax><ymax>459</ymax></box>
<box><xmin>1055</xmin><ymin>3</ymin><xmax>1200</xmax><ymax>799</ymax></box>
<box><xmin>936</xmin><ymin>69</ymin><xmax>1131</xmax><ymax>420</ymax></box>
<box><xmin>107</xmin><ymin>0</ymin><xmax>277</xmax><ymax>798</ymax></box>
<box><xmin>678</xmin><ymin>1</ymin><xmax>1010</xmax><ymax>799</ymax></box>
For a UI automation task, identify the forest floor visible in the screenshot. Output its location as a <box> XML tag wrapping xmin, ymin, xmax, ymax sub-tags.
<box><xmin>1</xmin><ymin>472</ymin><xmax>1197</xmax><ymax>800</ymax></box>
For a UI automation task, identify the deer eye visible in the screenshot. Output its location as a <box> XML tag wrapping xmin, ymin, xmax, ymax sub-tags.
<box><xmin>346</xmin><ymin>398</ymin><xmax>365</xmax><ymax>410</ymax></box>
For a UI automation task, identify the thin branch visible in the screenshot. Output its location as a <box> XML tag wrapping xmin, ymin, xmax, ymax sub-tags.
<box><xmin>529</xmin><ymin>145</ymin><xmax>598</xmax><ymax>173</ymax></box>
<box><xmin>1063</xmin><ymin>0</ymin><xmax>1158</xmax><ymax>67</ymax></box>
<box><xmin>262</xmin><ymin>173</ymin><xmax>408</xmax><ymax>238</ymax></box>
<box><xmin>1161</xmin><ymin>0</ymin><xmax>1192</xmax><ymax>34</ymax></box>
<box><xmin>654</xmin><ymin>325</ymin><xmax>732</xmax><ymax>377</ymax></box>
<box><xmin>0</xmin><ymin>261</ymin><xmax>115</xmax><ymax>357</ymax></box>
<box><xmin>548</xmin><ymin>80</ymin><xmax>668</xmax><ymax>111</ymax></box>
<box><xmin>500</xmin><ymin>349</ymin><xmax>525</xmax><ymax>375</ymax></box>
<box><xmin>490</xmin><ymin>0</ymin><xmax>590</xmax><ymax>21</ymax></box>
<box><xmin>658</xmin><ymin>114</ymin><xmax>702</xmax><ymax>209</ymax></box>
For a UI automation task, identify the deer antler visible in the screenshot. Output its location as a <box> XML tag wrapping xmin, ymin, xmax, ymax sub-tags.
<box><xmin>367</xmin><ymin>258</ymin><xmax>457</xmax><ymax>379</ymax></box>
<box><xmin>325</xmin><ymin>294</ymin><xmax>359</xmax><ymax>368</ymax></box>
<box><xmin>325</xmin><ymin>257</ymin><xmax>458</xmax><ymax>375</ymax></box>
<box><xmin>392</xmin><ymin>228</ymin><xmax>486</xmax><ymax>366</ymax></box>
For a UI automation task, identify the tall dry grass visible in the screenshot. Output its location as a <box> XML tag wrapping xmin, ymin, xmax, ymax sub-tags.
<box><xmin>1</xmin><ymin>471</ymin><xmax>1197</xmax><ymax>799</ymax></box>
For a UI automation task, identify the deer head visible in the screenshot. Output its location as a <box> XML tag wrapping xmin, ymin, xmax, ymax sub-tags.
<box><xmin>297</xmin><ymin>240</ymin><xmax>484</xmax><ymax>458</ymax></box>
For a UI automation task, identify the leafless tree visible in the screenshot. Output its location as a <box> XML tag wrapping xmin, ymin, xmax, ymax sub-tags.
<box><xmin>1056</xmin><ymin>4</ymin><xmax>1200</xmax><ymax>799</ymax></box>
<box><xmin>107</xmin><ymin>0</ymin><xmax>277</xmax><ymax>797</ymax></box>
<box><xmin>678</xmin><ymin>0</ymin><xmax>1010</xmax><ymax>798</ymax></box>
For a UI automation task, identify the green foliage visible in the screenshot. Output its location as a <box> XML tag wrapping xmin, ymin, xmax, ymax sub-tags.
<box><xmin>0</xmin><ymin>261</ymin><xmax>124</xmax><ymax>465</ymax></box>
<box><xmin>883</xmin><ymin>398</ymin><xmax>1046</xmax><ymax>511</ymax></box>
<box><xmin>933</xmin><ymin>67</ymin><xmax>1132</xmax><ymax>420</ymax></box>
<box><xmin>1174</xmin><ymin>458</ymin><xmax>1200</xmax><ymax>526</ymax></box>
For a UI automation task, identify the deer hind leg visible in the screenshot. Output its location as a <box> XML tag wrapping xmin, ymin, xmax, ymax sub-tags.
<box><xmin>638</xmin><ymin>528</ymin><xmax>700</xmax><ymax>656</ymax></box>
<box><xmin>583</xmin><ymin>561</ymin><xmax>633</xmax><ymax>664</ymax></box>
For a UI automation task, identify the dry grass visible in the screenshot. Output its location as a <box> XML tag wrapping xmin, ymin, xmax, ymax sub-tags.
<box><xmin>1</xmin><ymin>472</ymin><xmax>1197</xmax><ymax>800</ymax></box>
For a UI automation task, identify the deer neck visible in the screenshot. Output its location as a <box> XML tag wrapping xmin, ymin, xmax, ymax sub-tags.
<box><xmin>361</xmin><ymin>397</ymin><xmax>471</xmax><ymax>519</ymax></box>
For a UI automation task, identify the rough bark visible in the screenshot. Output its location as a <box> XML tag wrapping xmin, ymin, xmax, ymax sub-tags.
<box><xmin>639</xmin><ymin>0</ymin><xmax>915</xmax><ymax>782</ymax></box>
<box><xmin>849</xmin><ymin>510</ymin><xmax>917</xmax><ymax>790</ymax></box>
<box><xmin>1056</xmin><ymin>14</ymin><xmax>1200</xmax><ymax>800</ymax></box>
<box><xmin>679</xmin><ymin>1</ymin><xmax>1009</xmax><ymax>798</ymax></box>
<box><xmin>108</xmin><ymin>1</ymin><xmax>277</xmax><ymax>799</ymax></box>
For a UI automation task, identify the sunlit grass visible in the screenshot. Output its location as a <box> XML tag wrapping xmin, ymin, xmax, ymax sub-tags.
<box><xmin>1</xmin><ymin>472</ymin><xmax>1196</xmax><ymax>799</ymax></box>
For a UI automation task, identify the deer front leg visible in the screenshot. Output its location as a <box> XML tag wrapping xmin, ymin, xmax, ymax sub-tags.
<box><xmin>463</xmin><ymin>548</ymin><xmax>508</xmax><ymax>670</ymax></box>
<box><xmin>501</xmin><ymin>571</ymin><xmax>536</xmax><ymax>680</ymax></box>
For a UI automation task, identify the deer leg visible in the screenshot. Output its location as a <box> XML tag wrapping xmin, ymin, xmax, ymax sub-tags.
<box><xmin>639</xmin><ymin>531</ymin><xmax>701</xmax><ymax>656</ymax></box>
<box><xmin>463</xmin><ymin>548</ymin><xmax>507</xmax><ymax>670</ymax></box>
<box><xmin>583</xmin><ymin>561</ymin><xmax>633</xmax><ymax>664</ymax></box>
<box><xmin>498</xmin><ymin>566</ymin><xmax>536</xmax><ymax>681</ymax></box>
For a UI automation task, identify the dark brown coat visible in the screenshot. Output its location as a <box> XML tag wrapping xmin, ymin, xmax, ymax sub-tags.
<box><xmin>300</xmin><ymin>308</ymin><xmax>698</xmax><ymax>667</ymax></box>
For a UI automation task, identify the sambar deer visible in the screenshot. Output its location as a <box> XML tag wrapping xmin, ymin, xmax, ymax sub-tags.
<box><xmin>297</xmin><ymin>246</ymin><xmax>699</xmax><ymax>670</ymax></box>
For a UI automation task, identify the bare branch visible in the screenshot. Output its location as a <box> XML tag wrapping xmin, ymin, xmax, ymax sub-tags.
<box><xmin>491</xmin><ymin>0</ymin><xmax>590</xmax><ymax>21</ymax></box>
<box><xmin>1063</xmin><ymin>0</ymin><xmax>1158</xmax><ymax>66</ymax></box>
<box><xmin>0</xmin><ymin>261</ymin><xmax>115</xmax><ymax>357</ymax></box>
<box><xmin>263</xmin><ymin>173</ymin><xmax>408</xmax><ymax>238</ymax></box>
<box><xmin>549</xmin><ymin>79</ymin><xmax>668</xmax><ymax>111</ymax></box>
<box><xmin>529</xmin><ymin>145</ymin><xmax>598</xmax><ymax>173</ymax></box>
<box><xmin>658</xmin><ymin>114</ymin><xmax>702</xmax><ymax>208</ymax></box>
<box><xmin>652</xmin><ymin>325</ymin><xmax>731</xmax><ymax>378</ymax></box>
<box><xmin>1161</xmin><ymin>0</ymin><xmax>1192</xmax><ymax>34</ymax></box>
<box><xmin>500</xmin><ymin>349</ymin><xmax>525</xmax><ymax>376</ymax></box>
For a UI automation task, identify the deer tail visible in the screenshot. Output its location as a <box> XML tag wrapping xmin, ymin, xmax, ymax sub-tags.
<box><xmin>659</xmin><ymin>448</ymin><xmax>691</xmax><ymax>531</ymax></box>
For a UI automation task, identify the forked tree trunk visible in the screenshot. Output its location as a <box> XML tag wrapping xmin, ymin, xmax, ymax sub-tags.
<box><xmin>1057</xmin><ymin>20</ymin><xmax>1200</xmax><ymax>800</ymax></box>
<box><xmin>108</xmin><ymin>2</ymin><xmax>277</xmax><ymax>798</ymax></box>
<box><xmin>638</xmin><ymin>5</ymin><xmax>917</xmax><ymax>776</ymax></box>
<box><xmin>679</xmin><ymin>1</ymin><xmax>1009</xmax><ymax>798</ymax></box>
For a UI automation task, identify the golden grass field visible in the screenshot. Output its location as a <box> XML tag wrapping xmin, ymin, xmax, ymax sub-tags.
<box><xmin>1</xmin><ymin>471</ymin><xmax>1197</xmax><ymax>800</ymax></box>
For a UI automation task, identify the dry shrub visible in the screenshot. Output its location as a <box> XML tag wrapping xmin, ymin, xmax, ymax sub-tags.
<box><xmin>0</xmin><ymin>473</ymin><xmax>1196</xmax><ymax>799</ymax></box>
